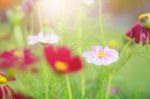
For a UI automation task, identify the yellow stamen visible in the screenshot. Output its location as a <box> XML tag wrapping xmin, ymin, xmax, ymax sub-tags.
<box><xmin>55</xmin><ymin>61</ymin><xmax>68</xmax><ymax>72</ymax></box>
<box><xmin>98</xmin><ymin>52</ymin><xmax>105</xmax><ymax>57</ymax></box>
<box><xmin>0</xmin><ymin>74</ymin><xmax>7</xmax><ymax>85</ymax></box>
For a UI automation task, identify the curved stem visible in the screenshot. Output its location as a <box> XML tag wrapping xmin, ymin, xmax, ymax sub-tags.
<box><xmin>65</xmin><ymin>75</ymin><xmax>72</xmax><ymax>99</ymax></box>
<box><xmin>98</xmin><ymin>0</ymin><xmax>105</xmax><ymax>46</ymax></box>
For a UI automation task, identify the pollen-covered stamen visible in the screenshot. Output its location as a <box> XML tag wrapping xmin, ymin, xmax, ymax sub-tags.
<box><xmin>55</xmin><ymin>61</ymin><xmax>68</xmax><ymax>72</ymax></box>
<box><xmin>0</xmin><ymin>73</ymin><xmax>7</xmax><ymax>85</ymax></box>
<box><xmin>98</xmin><ymin>52</ymin><xmax>106</xmax><ymax>57</ymax></box>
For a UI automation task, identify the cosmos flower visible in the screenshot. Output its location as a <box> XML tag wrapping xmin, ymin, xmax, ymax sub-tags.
<box><xmin>0</xmin><ymin>49</ymin><xmax>38</xmax><ymax>70</ymax></box>
<box><xmin>44</xmin><ymin>45</ymin><xmax>82</xmax><ymax>74</ymax></box>
<box><xmin>126</xmin><ymin>13</ymin><xmax>150</xmax><ymax>45</ymax></box>
<box><xmin>27</xmin><ymin>32</ymin><xmax>59</xmax><ymax>45</ymax></box>
<box><xmin>126</xmin><ymin>22</ymin><xmax>150</xmax><ymax>45</ymax></box>
<box><xmin>20</xmin><ymin>49</ymin><xmax>38</xmax><ymax>69</ymax></box>
<box><xmin>0</xmin><ymin>50</ymin><xmax>19</xmax><ymax>69</ymax></box>
<box><xmin>82</xmin><ymin>46</ymin><xmax>119</xmax><ymax>66</ymax></box>
<box><xmin>0</xmin><ymin>73</ymin><xmax>32</xmax><ymax>99</ymax></box>
<box><xmin>0</xmin><ymin>73</ymin><xmax>15</xmax><ymax>99</ymax></box>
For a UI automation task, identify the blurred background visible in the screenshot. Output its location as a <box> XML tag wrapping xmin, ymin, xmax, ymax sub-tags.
<box><xmin>0</xmin><ymin>0</ymin><xmax>150</xmax><ymax>99</ymax></box>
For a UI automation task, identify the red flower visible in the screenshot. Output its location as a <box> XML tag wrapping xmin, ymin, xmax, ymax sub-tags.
<box><xmin>0</xmin><ymin>49</ymin><xmax>38</xmax><ymax>70</ymax></box>
<box><xmin>0</xmin><ymin>50</ymin><xmax>19</xmax><ymax>69</ymax></box>
<box><xmin>44</xmin><ymin>45</ymin><xmax>83</xmax><ymax>74</ymax></box>
<box><xmin>126</xmin><ymin>22</ymin><xmax>150</xmax><ymax>45</ymax></box>
<box><xmin>12</xmin><ymin>93</ymin><xmax>33</xmax><ymax>99</ymax></box>
<box><xmin>0</xmin><ymin>73</ymin><xmax>32</xmax><ymax>99</ymax></box>
<box><xmin>20</xmin><ymin>49</ymin><xmax>38</xmax><ymax>69</ymax></box>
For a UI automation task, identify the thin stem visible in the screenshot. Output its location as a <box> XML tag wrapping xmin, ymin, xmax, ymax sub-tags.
<box><xmin>45</xmin><ymin>69</ymin><xmax>49</xmax><ymax>99</ymax></box>
<box><xmin>36</xmin><ymin>1</ymin><xmax>43</xmax><ymax>32</ymax></box>
<box><xmin>98</xmin><ymin>0</ymin><xmax>105</xmax><ymax>46</ymax></box>
<box><xmin>96</xmin><ymin>66</ymin><xmax>105</xmax><ymax>99</ymax></box>
<box><xmin>105</xmin><ymin>75</ymin><xmax>112</xmax><ymax>99</ymax></box>
<box><xmin>145</xmin><ymin>44</ymin><xmax>150</xmax><ymax>68</ymax></box>
<box><xmin>65</xmin><ymin>75</ymin><xmax>72</xmax><ymax>99</ymax></box>
<box><xmin>81</xmin><ymin>70</ymin><xmax>85</xmax><ymax>97</ymax></box>
<box><xmin>14</xmin><ymin>25</ymin><xmax>24</xmax><ymax>50</ymax></box>
<box><xmin>100</xmin><ymin>66</ymin><xmax>105</xmax><ymax>99</ymax></box>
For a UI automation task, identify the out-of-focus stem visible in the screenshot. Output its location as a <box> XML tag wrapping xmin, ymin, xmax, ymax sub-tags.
<box><xmin>81</xmin><ymin>70</ymin><xmax>85</xmax><ymax>97</ymax></box>
<box><xmin>98</xmin><ymin>0</ymin><xmax>105</xmax><ymax>46</ymax></box>
<box><xmin>36</xmin><ymin>1</ymin><xmax>43</xmax><ymax>32</ymax></box>
<box><xmin>105</xmin><ymin>75</ymin><xmax>113</xmax><ymax>99</ymax></box>
<box><xmin>65</xmin><ymin>75</ymin><xmax>72</xmax><ymax>99</ymax></box>
<box><xmin>14</xmin><ymin>25</ymin><xmax>24</xmax><ymax>50</ymax></box>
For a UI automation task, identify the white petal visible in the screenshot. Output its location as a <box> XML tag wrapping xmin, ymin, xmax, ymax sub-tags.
<box><xmin>27</xmin><ymin>35</ymin><xmax>39</xmax><ymax>45</ymax></box>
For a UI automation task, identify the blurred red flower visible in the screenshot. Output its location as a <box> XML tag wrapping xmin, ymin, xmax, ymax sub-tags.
<box><xmin>0</xmin><ymin>49</ymin><xmax>38</xmax><ymax>70</ymax></box>
<box><xmin>0</xmin><ymin>50</ymin><xmax>19</xmax><ymax>69</ymax></box>
<box><xmin>20</xmin><ymin>49</ymin><xmax>38</xmax><ymax>69</ymax></box>
<box><xmin>44</xmin><ymin>45</ymin><xmax>83</xmax><ymax>74</ymax></box>
<box><xmin>126</xmin><ymin>22</ymin><xmax>150</xmax><ymax>45</ymax></box>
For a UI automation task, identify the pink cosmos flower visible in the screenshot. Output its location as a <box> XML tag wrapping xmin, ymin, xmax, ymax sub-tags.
<box><xmin>82</xmin><ymin>46</ymin><xmax>119</xmax><ymax>66</ymax></box>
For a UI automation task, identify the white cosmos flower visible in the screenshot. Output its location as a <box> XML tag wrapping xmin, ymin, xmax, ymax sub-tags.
<box><xmin>27</xmin><ymin>32</ymin><xmax>59</xmax><ymax>45</ymax></box>
<box><xmin>82</xmin><ymin>46</ymin><xmax>119</xmax><ymax>66</ymax></box>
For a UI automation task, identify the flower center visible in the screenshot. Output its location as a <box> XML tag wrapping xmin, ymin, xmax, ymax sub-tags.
<box><xmin>0</xmin><ymin>73</ymin><xmax>7</xmax><ymax>85</ymax></box>
<box><xmin>55</xmin><ymin>61</ymin><xmax>68</xmax><ymax>72</ymax></box>
<box><xmin>98</xmin><ymin>52</ymin><xmax>105</xmax><ymax>57</ymax></box>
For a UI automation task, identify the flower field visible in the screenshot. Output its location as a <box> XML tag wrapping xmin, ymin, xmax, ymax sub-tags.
<box><xmin>0</xmin><ymin>0</ymin><xmax>150</xmax><ymax>99</ymax></box>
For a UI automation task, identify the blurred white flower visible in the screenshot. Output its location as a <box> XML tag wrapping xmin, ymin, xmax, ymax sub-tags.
<box><xmin>82</xmin><ymin>46</ymin><xmax>119</xmax><ymax>66</ymax></box>
<box><xmin>27</xmin><ymin>35</ymin><xmax>39</xmax><ymax>45</ymax></box>
<box><xmin>27</xmin><ymin>32</ymin><xmax>59</xmax><ymax>45</ymax></box>
<box><xmin>83</xmin><ymin>0</ymin><xmax>95</xmax><ymax>6</ymax></box>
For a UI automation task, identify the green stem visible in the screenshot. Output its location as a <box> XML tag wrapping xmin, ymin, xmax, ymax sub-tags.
<box><xmin>14</xmin><ymin>25</ymin><xmax>24</xmax><ymax>49</ymax></box>
<box><xmin>65</xmin><ymin>75</ymin><xmax>72</xmax><ymax>99</ymax></box>
<box><xmin>81</xmin><ymin>70</ymin><xmax>85</xmax><ymax>97</ymax></box>
<box><xmin>145</xmin><ymin>44</ymin><xmax>150</xmax><ymax>68</ymax></box>
<box><xmin>45</xmin><ymin>74</ymin><xmax>49</xmax><ymax>99</ymax></box>
<box><xmin>96</xmin><ymin>67</ymin><xmax>105</xmax><ymax>99</ymax></box>
<box><xmin>98</xmin><ymin>0</ymin><xmax>105</xmax><ymax>46</ymax></box>
<box><xmin>101</xmin><ymin>67</ymin><xmax>105</xmax><ymax>99</ymax></box>
<box><xmin>36</xmin><ymin>1</ymin><xmax>43</xmax><ymax>32</ymax></box>
<box><xmin>105</xmin><ymin>75</ymin><xmax>112</xmax><ymax>99</ymax></box>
